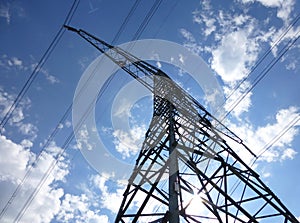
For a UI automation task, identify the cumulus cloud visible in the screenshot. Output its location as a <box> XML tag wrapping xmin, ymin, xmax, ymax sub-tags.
<box><xmin>223</xmin><ymin>81</ymin><xmax>253</xmax><ymax>118</ymax></box>
<box><xmin>0</xmin><ymin>133</ymin><xmax>111</xmax><ymax>223</ymax></box>
<box><xmin>56</xmin><ymin>193</ymin><xmax>109</xmax><ymax>223</ymax></box>
<box><xmin>0</xmin><ymin>135</ymin><xmax>69</xmax><ymax>222</ymax></box>
<box><xmin>0</xmin><ymin>135</ymin><xmax>34</xmax><ymax>181</ymax></box>
<box><xmin>211</xmin><ymin>29</ymin><xmax>259</xmax><ymax>83</ymax></box>
<box><xmin>90</xmin><ymin>172</ymin><xmax>162</xmax><ymax>222</ymax></box>
<box><xmin>91</xmin><ymin>173</ymin><xmax>125</xmax><ymax>214</ymax></box>
<box><xmin>181</xmin><ymin>2</ymin><xmax>299</xmax><ymax>119</ymax></box>
<box><xmin>227</xmin><ymin>106</ymin><xmax>300</xmax><ymax>164</ymax></box>
<box><xmin>113</xmin><ymin>124</ymin><xmax>146</xmax><ymax>158</ymax></box>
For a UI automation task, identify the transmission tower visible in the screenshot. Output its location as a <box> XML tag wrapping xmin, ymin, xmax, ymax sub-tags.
<box><xmin>65</xmin><ymin>25</ymin><xmax>299</xmax><ymax>223</ymax></box>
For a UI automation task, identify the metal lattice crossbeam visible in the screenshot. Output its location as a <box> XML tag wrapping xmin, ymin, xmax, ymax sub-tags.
<box><xmin>65</xmin><ymin>26</ymin><xmax>299</xmax><ymax>223</ymax></box>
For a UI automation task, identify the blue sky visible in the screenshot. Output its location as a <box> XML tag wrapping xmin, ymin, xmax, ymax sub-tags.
<box><xmin>0</xmin><ymin>0</ymin><xmax>300</xmax><ymax>222</ymax></box>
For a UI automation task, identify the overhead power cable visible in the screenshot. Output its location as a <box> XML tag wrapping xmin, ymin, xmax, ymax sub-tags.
<box><xmin>228</xmin><ymin>112</ymin><xmax>300</xmax><ymax>199</ymax></box>
<box><xmin>112</xmin><ymin>0</ymin><xmax>141</xmax><ymax>44</ymax></box>
<box><xmin>13</xmin><ymin>68</ymin><xmax>117</xmax><ymax>223</ymax></box>
<box><xmin>226</xmin><ymin>28</ymin><xmax>300</xmax><ymax>200</ymax></box>
<box><xmin>13</xmin><ymin>0</ymin><xmax>165</xmax><ymax>219</ymax></box>
<box><xmin>0</xmin><ymin>0</ymin><xmax>80</xmax><ymax>221</ymax></box>
<box><xmin>220</xmin><ymin>13</ymin><xmax>300</xmax><ymax>113</ymax></box>
<box><xmin>222</xmin><ymin>28</ymin><xmax>300</xmax><ymax>121</ymax></box>
<box><xmin>9</xmin><ymin>0</ymin><xmax>166</xmax><ymax>221</ymax></box>
<box><xmin>132</xmin><ymin>0</ymin><xmax>163</xmax><ymax>41</ymax></box>
<box><xmin>0</xmin><ymin>0</ymin><xmax>79</xmax><ymax>134</ymax></box>
<box><xmin>252</xmin><ymin>115</ymin><xmax>300</xmax><ymax>166</ymax></box>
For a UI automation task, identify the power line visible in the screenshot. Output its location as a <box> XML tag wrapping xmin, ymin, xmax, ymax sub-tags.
<box><xmin>9</xmin><ymin>0</ymin><xmax>163</xmax><ymax>221</ymax></box>
<box><xmin>0</xmin><ymin>0</ymin><xmax>80</xmax><ymax>220</ymax></box>
<box><xmin>220</xmin><ymin>13</ymin><xmax>300</xmax><ymax>113</ymax></box>
<box><xmin>0</xmin><ymin>0</ymin><xmax>80</xmax><ymax>134</ymax></box>
<box><xmin>132</xmin><ymin>0</ymin><xmax>163</xmax><ymax>41</ymax></box>
<box><xmin>13</xmin><ymin>66</ymin><xmax>119</xmax><ymax>222</ymax></box>
<box><xmin>222</xmin><ymin>27</ymin><xmax>300</xmax><ymax>121</ymax></box>
<box><xmin>252</xmin><ymin>115</ymin><xmax>300</xmax><ymax>165</ymax></box>
<box><xmin>228</xmin><ymin>112</ymin><xmax>300</xmax><ymax>199</ymax></box>
<box><xmin>208</xmin><ymin>12</ymin><xmax>300</xmax><ymax>204</ymax></box>
<box><xmin>225</xmin><ymin>28</ymin><xmax>300</xmax><ymax>200</ymax></box>
<box><xmin>4</xmin><ymin>0</ymin><xmax>143</xmax><ymax>219</ymax></box>
<box><xmin>13</xmin><ymin>0</ymin><xmax>165</xmax><ymax>219</ymax></box>
<box><xmin>112</xmin><ymin>0</ymin><xmax>141</xmax><ymax>44</ymax></box>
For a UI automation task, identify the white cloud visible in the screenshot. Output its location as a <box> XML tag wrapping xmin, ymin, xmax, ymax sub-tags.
<box><xmin>281</xmin><ymin>148</ymin><xmax>297</xmax><ymax>160</ymax></box>
<box><xmin>65</xmin><ymin>120</ymin><xmax>72</xmax><ymax>128</ymax></box>
<box><xmin>8</xmin><ymin>57</ymin><xmax>23</xmax><ymax>67</ymax></box>
<box><xmin>0</xmin><ymin>3</ymin><xmax>10</xmax><ymax>24</ymax></box>
<box><xmin>239</xmin><ymin>0</ymin><xmax>296</xmax><ymax>24</ymax></box>
<box><xmin>17</xmin><ymin>123</ymin><xmax>38</xmax><ymax>139</ymax></box>
<box><xmin>223</xmin><ymin>81</ymin><xmax>253</xmax><ymax>118</ymax></box>
<box><xmin>90</xmin><ymin>172</ymin><xmax>162</xmax><ymax>222</ymax></box>
<box><xmin>211</xmin><ymin>29</ymin><xmax>259</xmax><ymax>83</ymax></box>
<box><xmin>58</xmin><ymin>123</ymin><xmax>64</xmax><ymax>129</ymax></box>
<box><xmin>21</xmin><ymin>139</ymin><xmax>33</xmax><ymax>148</ymax></box>
<box><xmin>0</xmin><ymin>55</ymin><xmax>24</xmax><ymax>71</ymax></box>
<box><xmin>0</xmin><ymin>55</ymin><xmax>59</xmax><ymax>84</ymax></box>
<box><xmin>91</xmin><ymin>173</ymin><xmax>125</xmax><ymax>214</ymax></box>
<box><xmin>192</xmin><ymin>0</ymin><xmax>216</xmax><ymax>37</ymax></box>
<box><xmin>42</xmin><ymin>69</ymin><xmax>60</xmax><ymax>84</ymax></box>
<box><xmin>76</xmin><ymin>124</ymin><xmax>94</xmax><ymax>151</ymax></box>
<box><xmin>0</xmin><ymin>135</ymin><xmax>34</xmax><ymax>181</ymax></box>
<box><xmin>0</xmin><ymin>88</ymin><xmax>26</xmax><ymax>124</ymax></box>
<box><xmin>29</xmin><ymin>63</ymin><xmax>60</xmax><ymax>84</ymax></box>
<box><xmin>285</xmin><ymin>59</ymin><xmax>297</xmax><ymax>70</ymax></box>
<box><xmin>112</xmin><ymin>97</ymin><xmax>133</xmax><ymax>119</ymax></box>
<box><xmin>193</xmin><ymin>11</ymin><xmax>216</xmax><ymax>36</ymax></box>
<box><xmin>113</xmin><ymin>124</ymin><xmax>146</xmax><ymax>158</ymax></box>
<box><xmin>180</xmin><ymin>28</ymin><xmax>203</xmax><ymax>55</ymax></box>
<box><xmin>269</xmin><ymin>25</ymin><xmax>300</xmax><ymax>57</ymax></box>
<box><xmin>227</xmin><ymin>106</ymin><xmax>300</xmax><ymax>164</ymax></box>
<box><xmin>0</xmin><ymin>135</ymin><xmax>109</xmax><ymax>223</ymax></box>
<box><xmin>0</xmin><ymin>135</ymin><xmax>69</xmax><ymax>223</ymax></box>
<box><xmin>56</xmin><ymin>193</ymin><xmax>109</xmax><ymax>223</ymax></box>
<box><xmin>0</xmin><ymin>87</ymin><xmax>39</xmax><ymax>139</ymax></box>
<box><xmin>180</xmin><ymin>28</ymin><xmax>195</xmax><ymax>43</ymax></box>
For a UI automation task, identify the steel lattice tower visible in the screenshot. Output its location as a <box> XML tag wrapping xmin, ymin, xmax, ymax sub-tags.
<box><xmin>65</xmin><ymin>26</ymin><xmax>299</xmax><ymax>223</ymax></box>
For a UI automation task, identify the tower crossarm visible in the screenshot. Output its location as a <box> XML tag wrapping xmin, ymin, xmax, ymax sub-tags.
<box><xmin>64</xmin><ymin>25</ymin><xmax>253</xmax><ymax>155</ymax></box>
<box><xmin>66</xmin><ymin>26</ymin><xmax>300</xmax><ymax>223</ymax></box>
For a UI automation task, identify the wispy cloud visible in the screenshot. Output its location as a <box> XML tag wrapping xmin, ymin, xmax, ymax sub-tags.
<box><xmin>0</xmin><ymin>55</ymin><xmax>24</xmax><ymax>70</ymax></box>
<box><xmin>0</xmin><ymin>87</ymin><xmax>37</xmax><ymax>138</ymax></box>
<box><xmin>239</xmin><ymin>0</ymin><xmax>296</xmax><ymax>25</ymax></box>
<box><xmin>0</xmin><ymin>55</ymin><xmax>60</xmax><ymax>84</ymax></box>
<box><xmin>0</xmin><ymin>3</ymin><xmax>10</xmax><ymax>24</ymax></box>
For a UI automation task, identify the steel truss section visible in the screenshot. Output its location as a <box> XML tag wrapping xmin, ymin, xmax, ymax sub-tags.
<box><xmin>114</xmin><ymin>79</ymin><xmax>299</xmax><ymax>223</ymax></box>
<box><xmin>65</xmin><ymin>26</ymin><xmax>299</xmax><ymax>223</ymax></box>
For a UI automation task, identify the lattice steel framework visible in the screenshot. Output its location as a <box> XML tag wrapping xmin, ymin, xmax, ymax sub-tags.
<box><xmin>65</xmin><ymin>26</ymin><xmax>299</xmax><ymax>223</ymax></box>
